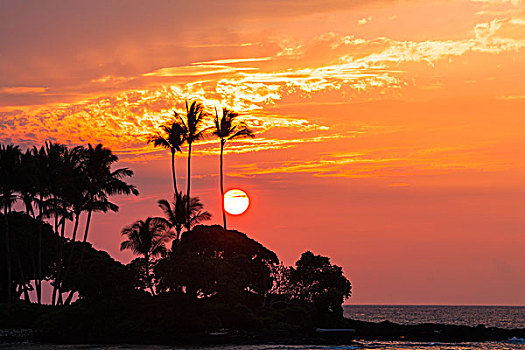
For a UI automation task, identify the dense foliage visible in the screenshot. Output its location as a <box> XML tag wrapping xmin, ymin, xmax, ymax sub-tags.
<box><xmin>155</xmin><ymin>225</ymin><xmax>278</xmax><ymax>300</ymax></box>
<box><xmin>0</xmin><ymin>142</ymin><xmax>138</xmax><ymax>305</ymax></box>
<box><xmin>0</xmin><ymin>212</ymin><xmax>56</xmax><ymax>302</ymax></box>
<box><xmin>1</xmin><ymin>105</ymin><xmax>354</xmax><ymax>342</ymax></box>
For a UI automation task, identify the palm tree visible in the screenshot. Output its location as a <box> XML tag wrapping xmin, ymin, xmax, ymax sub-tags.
<box><xmin>177</xmin><ymin>101</ymin><xmax>207</xmax><ymax>232</ymax></box>
<box><xmin>0</xmin><ymin>144</ymin><xmax>22</xmax><ymax>305</ymax></box>
<box><xmin>80</xmin><ymin>144</ymin><xmax>139</xmax><ymax>244</ymax></box>
<box><xmin>40</xmin><ymin>142</ymin><xmax>68</xmax><ymax>234</ymax></box>
<box><xmin>148</xmin><ymin>116</ymin><xmax>186</xmax><ymax>194</ymax></box>
<box><xmin>30</xmin><ymin>145</ymin><xmax>50</xmax><ymax>304</ymax></box>
<box><xmin>120</xmin><ymin>217</ymin><xmax>172</xmax><ymax>294</ymax></box>
<box><xmin>63</xmin><ymin>143</ymin><xmax>138</xmax><ymax>305</ymax></box>
<box><xmin>158</xmin><ymin>191</ymin><xmax>211</xmax><ymax>241</ymax></box>
<box><xmin>51</xmin><ymin>145</ymin><xmax>85</xmax><ymax>305</ymax></box>
<box><xmin>30</xmin><ymin>143</ymin><xmax>66</xmax><ymax>304</ymax></box>
<box><xmin>212</xmin><ymin>107</ymin><xmax>254</xmax><ymax>230</ymax></box>
<box><xmin>14</xmin><ymin>149</ymin><xmax>38</xmax><ymax>302</ymax></box>
<box><xmin>18</xmin><ymin>150</ymin><xmax>38</xmax><ymax>218</ymax></box>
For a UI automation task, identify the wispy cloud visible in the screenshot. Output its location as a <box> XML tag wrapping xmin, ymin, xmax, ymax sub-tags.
<box><xmin>471</xmin><ymin>0</ymin><xmax>522</xmax><ymax>6</ymax></box>
<box><xmin>143</xmin><ymin>64</ymin><xmax>258</xmax><ymax>77</ymax></box>
<box><xmin>2</xmin><ymin>14</ymin><xmax>524</xmax><ymax>171</ymax></box>
<box><xmin>0</xmin><ymin>87</ymin><xmax>48</xmax><ymax>94</ymax></box>
<box><xmin>226</xmin><ymin>143</ymin><xmax>514</xmax><ymax>179</ymax></box>
<box><xmin>194</xmin><ymin>57</ymin><xmax>272</xmax><ymax>65</ymax></box>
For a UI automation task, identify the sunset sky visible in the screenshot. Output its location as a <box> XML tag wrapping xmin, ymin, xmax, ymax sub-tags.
<box><xmin>1</xmin><ymin>0</ymin><xmax>525</xmax><ymax>305</ymax></box>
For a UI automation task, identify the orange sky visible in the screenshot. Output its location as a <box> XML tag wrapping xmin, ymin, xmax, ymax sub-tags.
<box><xmin>1</xmin><ymin>0</ymin><xmax>525</xmax><ymax>305</ymax></box>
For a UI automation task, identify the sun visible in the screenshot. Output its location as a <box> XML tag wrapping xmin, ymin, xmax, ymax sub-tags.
<box><xmin>224</xmin><ymin>189</ymin><xmax>250</xmax><ymax>215</ymax></box>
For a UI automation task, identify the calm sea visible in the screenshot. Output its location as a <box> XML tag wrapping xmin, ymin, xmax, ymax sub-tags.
<box><xmin>2</xmin><ymin>306</ymin><xmax>524</xmax><ymax>350</ymax></box>
<box><xmin>343</xmin><ymin>305</ymin><xmax>525</xmax><ymax>329</ymax></box>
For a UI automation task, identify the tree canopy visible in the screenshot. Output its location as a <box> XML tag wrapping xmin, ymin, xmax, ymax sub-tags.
<box><xmin>155</xmin><ymin>225</ymin><xmax>278</xmax><ymax>300</ymax></box>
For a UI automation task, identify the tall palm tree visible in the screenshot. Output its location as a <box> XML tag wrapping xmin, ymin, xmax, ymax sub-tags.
<box><xmin>14</xmin><ymin>149</ymin><xmax>38</xmax><ymax>302</ymax></box>
<box><xmin>177</xmin><ymin>101</ymin><xmax>207</xmax><ymax>232</ymax></box>
<box><xmin>80</xmin><ymin>144</ymin><xmax>139</xmax><ymax>244</ymax></box>
<box><xmin>30</xmin><ymin>145</ymin><xmax>50</xmax><ymax>304</ymax></box>
<box><xmin>63</xmin><ymin>143</ymin><xmax>138</xmax><ymax>305</ymax></box>
<box><xmin>0</xmin><ymin>144</ymin><xmax>22</xmax><ymax>305</ymax></box>
<box><xmin>158</xmin><ymin>192</ymin><xmax>211</xmax><ymax>241</ymax></box>
<box><xmin>51</xmin><ymin>145</ymin><xmax>85</xmax><ymax>305</ymax></box>
<box><xmin>212</xmin><ymin>107</ymin><xmax>254</xmax><ymax>230</ymax></box>
<box><xmin>148</xmin><ymin>115</ymin><xmax>186</xmax><ymax>194</ymax></box>
<box><xmin>31</xmin><ymin>143</ymin><xmax>66</xmax><ymax>304</ymax></box>
<box><xmin>120</xmin><ymin>217</ymin><xmax>172</xmax><ymax>294</ymax></box>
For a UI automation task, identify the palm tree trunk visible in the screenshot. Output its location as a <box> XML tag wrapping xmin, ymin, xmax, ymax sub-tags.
<box><xmin>30</xmin><ymin>253</ymin><xmax>37</xmax><ymax>302</ymax></box>
<box><xmin>53</xmin><ymin>199</ymin><xmax>59</xmax><ymax>234</ymax></box>
<box><xmin>70</xmin><ymin>212</ymin><xmax>80</xmax><ymax>242</ymax></box>
<box><xmin>63</xmin><ymin>290</ymin><xmax>75</xmax><ymax>306</ymax></box>
<box><xmin>186</xmin><ymin>143</ymin><xmax>192</xmax><ymax>232</ymax></box>
<box><xmin>36</xmin><ymin>193</ymin><xmax>43</xmax><ymax>304</ymax></box>
<box><xmin>3</xmin><ymin>203</ymin><xmax>12</xmax><ymax>306</ymax></box>
<box><xmin>64</xmin><ymin>207</ymin><xmax>92</xmax><ymax>304</ymax></box>
<box><xmin>145</xmin><ymin>253</ymin><xmax>155</xmax><ymax>295</ymax></box>
<box><xmin>83</xmin><ymin>207</ymin><xmax>93</xmax><ymax>243</ymax></box>
<box><xmin>220</xmin><ymin>140</ymin><xmax>227</xmax><ymax>230</ymax></box>
<box><xmin>16</xmin><ymin>254</ymin><xmax>30</xmax><ymax>302</ymax></box>
<box><xmin>52</xmin><ymin>199</ymin><xmax>59</xmax><ymax>303</ymax></box>
<box><xmin>60</xmin><ymin>212</ymin><xmax>80</xmax><ymax>304</ymax></box>
<box><xmin>24</xmin><ymin>196</ymin><xmax>35</xmax><ymax>218</ymax></box>
<box><xmin>52</xmin><ymin>219</ymin><xmax>67</xmax><ymax>306</ymax></box>
<box><xmin>171</xmin><ymin>149</ymin><xmax>178</xmax><ymax>195</ymax></box>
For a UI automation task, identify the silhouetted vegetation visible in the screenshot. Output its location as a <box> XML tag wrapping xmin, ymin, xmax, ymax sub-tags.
<box><xmin>0</xmin><ymin>142</ymin><xmax>138</xmax><ymax>306</ymax></box>
<box><xmin>148</xmin><ymin>118</ymin><xmax>185</xmax><ymax>194</ymax></box>
<box><xmin>212</xmin><ymin>107</ymin><xmax>254</xmax><ymax>229</ymax></box>
<box><xmin>0</xmin><ymin>101</ymin><xmax>361</xmax><ymax>344</ymax></box>
<box><xmin>155</xmin><ymin>225</ymin><xmax>278</xmax><ymax>300</ymax></box>
<box><xmin>0</xmin><ymin>212</ymin><xmax>56</xmax><ymax>304</ymax></box>
<box><xmin>178</xmin><ymin>101</ymin><xmax>208</xmax><ymax>232</ymax></box>
<box><xmin>120</xmin><ymin>217</ymin><xmax>172</xmax><ymax>294</ymax></box>
<box><xmin>158</xmin><ymin>191</ymin><xmax>211</xmax><ymax>242</ymax></box>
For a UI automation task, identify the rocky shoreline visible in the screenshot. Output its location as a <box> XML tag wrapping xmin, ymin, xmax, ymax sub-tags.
<box><xmin>1</xmin><ymin>318</ymin><xmax>524</xmax><ymax>346</ymax></box>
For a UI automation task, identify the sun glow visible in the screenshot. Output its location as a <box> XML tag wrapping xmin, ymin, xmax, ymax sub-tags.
<box><xmin>224</xmin><ymin>189</ymin><xmax>250</xmax><ymax>215</ymax></box>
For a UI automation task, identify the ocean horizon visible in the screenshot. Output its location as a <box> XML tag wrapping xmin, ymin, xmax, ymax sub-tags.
<box><xmin>343</xmin><ymin>305</ymin><xmax>525</xmax><ymax>329</ymax></box>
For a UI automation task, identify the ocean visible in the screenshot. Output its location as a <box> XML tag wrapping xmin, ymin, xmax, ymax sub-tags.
<box><xmin>1</xmin><ymin>306</ymin><xmax>524</xmax><ymax>349</ymax></box>
<box><xmin>343</xmin><ymin>305</ymin><xmax>525</xmax><ymax>329</ymax></box>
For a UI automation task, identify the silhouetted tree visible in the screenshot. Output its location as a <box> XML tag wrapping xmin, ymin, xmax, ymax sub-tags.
<box><xmin>80</xmin><ymin>144</ymin><xmax>139</xmax><ymax>244</ymax></box>
<box><xmin>47</xmin><ymin>144</ymin><xmax>85</xmax><ymax>305</ymax></box>
<box><xmin>32</xmin><ymin>142</ymin><xmax>81</xmax><ymax>304</ymax></box>
<box><xmin>0</xmin><ymin>212</ymin><xmax>57</xmax><ymax>304</ymax></box>
<box><xmin>60</xmin><ymin>241</ymin><xmax>134</xmax><ymax>300</ymax></box>
<box><xmin>148</xmin><ymin>117</ymin><xmax>186</xmax><ymax>194</ymax></box>
<box><xmin>289</xmin><ymin>251</ymin><xmax>351</xmax><ymax>316</ymax></box>
<box><xmin>158</xmin><ymin>192</ymin><xmax>211</xmax><ymax>242</ymax></box>
<box><xmin>0</xmin><ymin>142</ymin><xmax>139</xmax><ymax>305</ymax></box>
<box><xmin>39</xmin><ymin>142</ymin><xmax>68</xmax><ymax>235</ymax></box>
<box><xmin>18</xmin><ymin>150</ymin><xmax>38</xmax><ymax>218</ymax></box>
<box><xmin>120</xmin><ymin>217</ymin><xmax>172</xmax><ymax>294</ymax></box>
<box><xmin>0</xmin><ymin>144</ymin><xmax>21</xmax><ymax>305</ymax></box>
<box><xmin>177</xmin><ymin>101</ymin><xmax>207</xmax><ymax>232</ymax></box>
<box><xmin>155</xmin><ymin>225</ymin><xmax>278</xmax><ymax>301</ymax></box>
<box><xmin>63</xmin><ymin>144</ymin><xmax>138</xmax><ymax>305</ymax></box>
<box><xmin>16</xmin><ymin>149</ymin><xmax>42</xmax><ymax>301</ymax></box>
<box><xmin>212</xmin><ymin>107</ymin><xmax>254</xmax><ymax>230</ymax></box>
<box><xmin>29</xmin><ymin>145</ymin><xmax>50</xmax><ymax>304</ymax></box>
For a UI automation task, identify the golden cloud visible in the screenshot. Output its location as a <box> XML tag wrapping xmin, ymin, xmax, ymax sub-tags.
<box><xmin>2</xmin><ymin>16</ymin><xmax>524</xmax><ymax>167</ymax></box>
<box><xmin>0</xmin><ymin>87</ymin><xmax>48</xmax><ymax>94</ymax></box>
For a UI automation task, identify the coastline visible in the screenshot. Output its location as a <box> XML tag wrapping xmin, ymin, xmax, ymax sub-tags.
<box><xmin>1</xmin><ymin>318</ymin><xmax>524</xmax><ymax>347</ymax></box>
